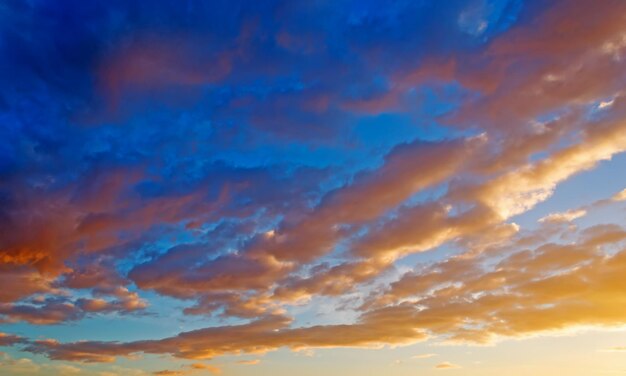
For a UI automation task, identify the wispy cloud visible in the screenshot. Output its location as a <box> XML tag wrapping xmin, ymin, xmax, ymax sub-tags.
<box><xmin>412</xmin><ymin>353</ymin><xmax>438</xmax><ymax>359</ymax></box>
<box><xmin>435</xmin><ymin>362</ymin><xmax>461</xmax><ymax>370</ymax></box>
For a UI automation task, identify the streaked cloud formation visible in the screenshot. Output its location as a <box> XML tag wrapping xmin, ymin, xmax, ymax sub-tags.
<box><xmin>1</xmin><ymin>0</ymin><xmax>626</xmax><ymax>375</ymax></box>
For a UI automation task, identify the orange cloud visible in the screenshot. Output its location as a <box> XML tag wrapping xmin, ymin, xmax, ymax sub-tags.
<box><xmin>153</xmin><ymin>371</ymin><xmax>185</xmax><ymax>376</ymax></box>
<box><xmin>10</xmin><ymin>187</ymin><xmax>626</xmax><ymax>366</ymax></box>
<box><xmin>539</xmin><ymin>209</ymin><xmax>587</xmax><ymax>223</ymax></box>
<box><xmin>435</xmin><ymin>362</ymin><xmax>460</xmax><ymax>370</ymax></box>
<box><xmin>0</xmin><ymin>333</ymin><xmax>24</xmax><ymax>346</ymax></box>
<box><xmin>22</xmin><ymin>310</ymin><xmax>428</xmax><ymax>362</ymax></box>
<box><xmin>189</xmin><ymin>363</ymin><xmax>222</xmax><ymax>374</ymax></box>
<box><xmin>236</xmin><ymin>359</ymin><xmax>261</xmax><ymax>365</ymax></box>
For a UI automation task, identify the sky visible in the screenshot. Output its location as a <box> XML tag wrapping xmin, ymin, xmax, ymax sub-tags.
<box><xmin>1</xmin><ymin>0</ymin><xmax>626</xmax><ymax>375</ymax></box>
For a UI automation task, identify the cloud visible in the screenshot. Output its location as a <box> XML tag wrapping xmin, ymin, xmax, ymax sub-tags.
<box><xmin>468</xmin><ymin>114</ymin><xmax>626</xmax><ymax>220</ymax></box>
<box><xmin>435</xmin><ymin>362</ymin><xmax>461</xmax><ymax>370</ymax></box>
<box><xmin>1</xmin><ymin>0</ymin><xmax>626</xmax><ymax>373</ymax></box>
<box><xmin>236</xmin><ymin>359</ymin><xmax>261</xmax><ymax>365</ymax></box>
<box><xmin>189</xmin><ymin>363</ymin><xmax>222</xmax><ymax>374</ymax></box>
<box><xmin>539</xmin><ymin>209</ymin><xmax>587</xmax><ymax>223</ymax></box>
<box><xmin>0</xmin><ymin>282</ymin><xmax>147</xmax><ymax>325</ymax></box>
<box><xmin>613</xmin><ymin>189</ymin><xmax>626</xmax><ymax>201</ymax></box>
<box><xmin>0</xmin><ymin>267</ymin><xmax>55</xmax><ymax>303</ymax></box>
<box><xmin>153</xmin><ymin>371</ymin><xmax>184</xmax><ymax>376</ymax></box>
<box><xmin>366</xmin><ymin>221</ymin><xmax>626</xmax><ymax>344</ymax></box>
<box><xmin>247</xmin><ymin>138</ymin><xmax>479</xmax><ymax>262</ymax></box>
<box><xmin>412</xmin><ymin>353</ymin><xmax>438</xmax><ymax>359</ymax></box>
<box><xmin>57</xmin><ymin>364</ymin><xmax>81</xmax><ymax>375</ymax></box>
<box><xmin>353</xmin><ymin>104</ymin><xmax>626</xmax><ymax>262</ymax></box>
<box><xmin>0</xmin><ymin>352</ymin><xmax>41</xmax><ymax>374</ymax></box>
<box><xmin>0</xmin><ymin>351</ymin><xmax>94</xmax><ymax>375</ymax></box>
<box><xmin>22</xmin><ymin>312</ymin><xmax>427</xmax><ymax>362</ymax></box>
<box><xmin>17</xmin><ymin>218</ymin><xmax>626</xmax><ymax>361</ymax></box>
<box><xmin>125</xmin><ymin>137</ymin><xmax>479</xmax><ymax>308</ymax></box>
<box><xmin>600</xmin><ymin>346</ymin><xmax>626</xmax><ymax>353</ymax></box>
<box><xmin>0</xmin><ymin>332</ymin><xmax>24</xmax><ymax>346</ymax></box>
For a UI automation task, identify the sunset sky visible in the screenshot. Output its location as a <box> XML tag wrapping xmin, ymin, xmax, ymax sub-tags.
<box><xmin>1</xmin><ymin>0</ymin><xmax>626</xmax><ymax>375</ymax></box>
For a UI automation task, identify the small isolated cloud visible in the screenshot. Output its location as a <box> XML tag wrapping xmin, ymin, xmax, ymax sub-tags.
<box><xmin>600</xmin><ymin>346</ymin><xmax>626</xmax><ymax>352</ymax></box>
<box><xmin>57</xmin><ymin>364</ymin><xmax>81</xmax><ymax>375</ymax></box>
<box><xmin>412</xmin><ymin>353</ymin><xmax>438</xmax><ymax>359</ymax></box>
<box><xmin>237</xmin><ymin>359</ymin><xmax>261</xmax><ymax>365</ymax></box>
<box><xmin>153</xmin><ymin>371</ymin><xmax>184</xmax><ymax>376</ymax></box>
<box><xmin>539</xmin><ymin>209</ymin><xmax>587</xmax><ymax>223</ymax></box>
<box><xmin>435</xmin><ymin>362</ymin><xmax>461</xmax><ymax>370</ymax></box>
<box><xmin>613</xmin><ymin>189</ymin><xmax>626</xmax><ymax>201</ymax></box>
<box><xmin>189</xmin><ymin>363</ymin><xmax>221</xmax><ymax>374</ymax></box>
<box><xmin>598</xmin><ymin>98</ymin><xmax>615</xmax><ymax>109</ymax></box>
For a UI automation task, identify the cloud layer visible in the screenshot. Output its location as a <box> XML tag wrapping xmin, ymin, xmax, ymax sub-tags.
<box><xmin>1</xmin><ymin>0</ymin><xmax>626</xmax><ymax>373</ymax></box>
